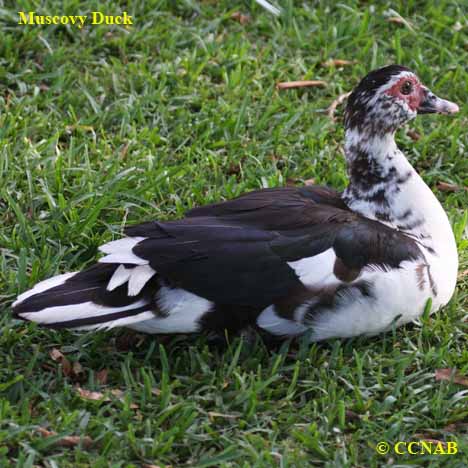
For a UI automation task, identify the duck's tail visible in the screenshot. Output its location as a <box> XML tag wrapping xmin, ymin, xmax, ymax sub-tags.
<box><xmin>12</xmin><ymin>252</ymin><xmax>159</xmax><ymax>331</ymax></box>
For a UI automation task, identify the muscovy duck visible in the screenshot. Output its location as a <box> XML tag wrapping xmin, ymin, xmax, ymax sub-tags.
<box><xmin>12</xmin><ymin>65</ymin><xmax>460</xmax><ymax>341</ymax></box>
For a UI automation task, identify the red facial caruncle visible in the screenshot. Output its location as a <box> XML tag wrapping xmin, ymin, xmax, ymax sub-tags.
<box><xmin>385</xmin><ymin>76</ymin><xmax>423</xmax><ymax>111</ymax></box>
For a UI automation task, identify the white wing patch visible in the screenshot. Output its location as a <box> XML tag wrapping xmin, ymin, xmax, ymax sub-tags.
<box><xmin>128</xmin><ymin>264</ymin><xmax>156</xmax><ymax>296</ymax></box>
<box><xmin>107</xmin><ymin>265</ymin><xmax>132</xmax><ymax>291</ymax></box>
<box><xmin>99</xmin><ymin>237</ymin><xmax>145</xmax><ymax>254</ymax></box>
<box><xmin>287</xmin><ymin>248</ymin><xmax>338</xmax><ymax>287</ymax></box>
<box><xmin>99</xmin><ymin>252</ymin><xmax>148</xmax><ymax>265</ymax></box>
<box><xmin>107</xmin><ymin>264</ymin><xmax>156</xmax><ymax>296</ymax></box>
<box><xmin>99</xmin><ymin>236</ymin><xmax>148</xmax><ymax>265</ymax></box>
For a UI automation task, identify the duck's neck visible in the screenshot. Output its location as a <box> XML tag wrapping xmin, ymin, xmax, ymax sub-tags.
<box><xmin>342</xmin><ymin>128</ymin><xmax>452</xmax><ymax>249</ymax></box>
<box><xmin>343</xmin><ymin>129</ymin><xmax>411</xmax><ymax>222</ymax></box>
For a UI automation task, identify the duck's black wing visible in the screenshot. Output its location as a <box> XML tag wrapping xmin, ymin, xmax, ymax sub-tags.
<box><xmin>125</xmin><ymin>186</ymin><xmax>422</xmax><ymax>307</ymax></box>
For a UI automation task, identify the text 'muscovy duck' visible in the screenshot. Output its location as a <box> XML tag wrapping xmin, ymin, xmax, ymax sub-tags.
<box><xmin>13</xmin><ymin>66</ymin><xmax>460</xmax><ymax>341</ymax></box>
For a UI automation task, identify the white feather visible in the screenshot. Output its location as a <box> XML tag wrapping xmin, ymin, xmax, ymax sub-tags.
<box><xmin>127</xmin><ymin>265</ymin><xmax>156</xmax><ymax>296</ymax></box>
<box><xmin>93</xmin><ymin>311</ymin><xmax>155</xmax><ymax>330</ymax></box>
<box><xmin>18</xmin><ymin>300</ymin><xmax>148</xmax><ymax>324</ymax></box>
<box><xmin>99</xmin><ymin>252</ymin><xmax>148</xmax><ymax>265</ymax></box>
<box><xmin>308</xmin><ymin>263</ymin><xmax>416</xmax><ymax>341</ymax></box>
<box><xmin>257</xmin><ymin>305</ymin><xmax>307</xmax><ymax>336</ymax></box>
<box><xmin>99</xmin><ymin>236</ymin><xmax>148</xmax><ymax>264</ymax></box>
<box><xmin>99</xmin><ymin>237</ymin><xmax>145</xmax><ymax>254</ymax></box>
<box><xmin>13</xmin><ymin>272</ymin><xmax>77</xmax><ymax>307</ymax></box>
<box><xmin>287</xmin><ymin>248</ymin><xmax>338</xmax><ymax>287</ymax></box>
<box><xmin>107</xmin><ymin>265</ymin><xmax>132</xmax><ymax>291</ymax></box>
<box><xmin>128</xmin><ymin>287</ymin><xmax>212</xmax><ymax>333</ymax></box>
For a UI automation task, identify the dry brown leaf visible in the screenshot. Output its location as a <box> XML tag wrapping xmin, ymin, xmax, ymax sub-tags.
<box><xmin>76</xmin><ymin>387</ymin><xmax>139</xmax><ymax>408</ymax></box>
<box><xmin>437</xmin><ymin>182</ymin><xmax>468</xmax><ymax>192</ymax></box>
<box><xmin>322</xmin><ymin>59</ymin><xmax>356</xmax><ymax>68</ymax></box>
<box><xmin>49</xmin><ymin>348</ymin><xmax>64</xmax><ymax>361</ymax></box>
<box><xmin>120</xmin><ymin>143</ymin><xmax>130</xmax><ymax>160</ymax></box>
<box><xmin>49</xmin><ymin>348</ymin><xmax>72</xmax><ymax>377</ymax></box>
<box><xmin>96</xmin><ymin>369</ymin><xmax>109</xmax><ymax>385</ymax></box>
<box><xmin>407</xmin><ymin>129</ymin><xmax>421</xmax><ymax>141</ymax></box>
<box><xmin>435</xmin><ymin>368</ymin><xmax>468</xmax><ymax>386</ymax></box>
<box><xmin>304</xmin><ymin>178</ymin><xmax>316</xmax><ymax>186</ymax></box>
<box><xmin>231</xmin><ymin>12</ymin><xmax>250</xmax><ymax>25</ymax></box>
<box><xmin>110</xmin><ymin>389</ymin><xmax>139</xmax><ymax>408</ymax></box>
<box><xmin>327</xmin><ymin>91</ymin><xmax>352</xmax><ymax>122</ymax></box>
<box><xmin>277</xmin><ymin>80</ymin><xmax>327</xmax><ymax>90</ymax></box>
<box><xmin>452</xmin><ymin>372</ymin><xmax>468</xmax><ymax>386</ymax></box>
<box><xmin>151</xmin><ymin>388</ymin><xmax>162</xmax><ymax>396</ymax></box>
<box><xmin>37</xmin><ymin>427</ymin><xmax>93</xmax><ymax>449</ymax></box>
<box><xmin>387</xmin><ymin>16</ymin><xmax>405</xmax><ymax>24</ymax></box>
<box><xmin>458</xmin><ymin>269</ymin><xmax>468</xmax><ymax>280</ymax></box>
<box><xmin>437</xmin><ymin>181</ymin><xmax>468</xmax><ymax>192</ymax></box>
<box><xmin>387</xmin><ymin>16</ymin><xmax>414</xmax><ymax>30</ymax></box>
<box><xmin>49</xmin><ymin>349</ymin><xmax>85</xmax><ymax>381</ymax></box>
<box><xmin>437</xmin><ymin>181</ymin><xmax>460</xmax><ymax>192</ymax></box>
<box><xmin>110</xmin><ymin>389</ymin><xmax>124</xmax><ymax>398</ymax></box>
<box><xmin>76</xmin><ymin>387</ymin><xmax>106</xmax><ymax>401</ymax></box>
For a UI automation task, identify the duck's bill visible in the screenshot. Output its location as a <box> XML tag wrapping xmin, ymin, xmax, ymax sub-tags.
<box><xmin>418</xmin><ymin>88</ymin><xmax>459</xmax><ymax>115</ymax></box>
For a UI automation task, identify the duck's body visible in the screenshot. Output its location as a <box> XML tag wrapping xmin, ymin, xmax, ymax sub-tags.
<box><xmin>12</xmin><ymin>66</ymin><xmax>459</xmax><ymax>341</ymax></box>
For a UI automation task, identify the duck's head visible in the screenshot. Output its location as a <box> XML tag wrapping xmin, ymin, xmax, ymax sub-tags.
<box><xmin>344</xmin><ymin>65</ymin><xmax>459</xmax><ymax>135</ymax></box>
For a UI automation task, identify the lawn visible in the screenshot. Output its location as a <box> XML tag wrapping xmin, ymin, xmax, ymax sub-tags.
<box><xmin>0</xmin><ymin>0</ymin><xmax>467</xmax><ymax>466</ymax></box>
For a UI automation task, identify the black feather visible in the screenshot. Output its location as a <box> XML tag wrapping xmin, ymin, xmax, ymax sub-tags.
<box><xmin>13</xmin><ymin>263</ymin><xmax>161</xmax><ymax>319</ymax></box>
<box><xmin>128</xmin><ymin>186</ymin><xmax>422</xmax><ymax>308</ymax></box>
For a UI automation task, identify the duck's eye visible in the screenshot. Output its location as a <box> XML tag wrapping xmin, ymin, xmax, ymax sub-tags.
<box><xmin>401</xmin><ymin>81</ymin><xmax>413</xmax><ymax>95</ymax></box>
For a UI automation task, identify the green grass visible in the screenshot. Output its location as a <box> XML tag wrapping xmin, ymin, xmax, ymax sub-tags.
<box><xmin>1</xmin><ymin>0</ymin><xmax>467</xmax><ymax>466</ymax></box>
